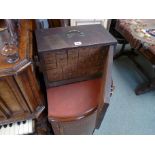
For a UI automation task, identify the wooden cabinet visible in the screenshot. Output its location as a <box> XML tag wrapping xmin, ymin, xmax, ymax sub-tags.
<box><xmin>36</xmin><ymin>24</ymin><xmax>117</xmax><ymax>134</ymax></box>
<box><xmin>0</xmin><ymin>20</ymin><xmax>45</xmax><ymax>126</ymax></box>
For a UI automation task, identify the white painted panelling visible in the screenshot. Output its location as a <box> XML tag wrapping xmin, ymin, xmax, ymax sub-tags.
<box><xmin>71</xmin><ymin>19</ymin><xmax>111</xmax><ymax>29</ymax></box>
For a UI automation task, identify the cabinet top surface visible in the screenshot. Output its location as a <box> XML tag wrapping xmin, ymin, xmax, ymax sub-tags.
<box><xmin>35</xmin><ymin>24</ymin><xmax>117</xmax><ymax>53</ymax></box>
<box><xmin>0</xmin><ymin>20</ymin><xmax>33</xmax><ymax>77</ymax></box>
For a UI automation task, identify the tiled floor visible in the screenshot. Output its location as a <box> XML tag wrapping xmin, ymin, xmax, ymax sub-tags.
<box><xmin>94</xmin><ymin>47</ymin><xmax>155</xmax><ymax>135</ymax></box>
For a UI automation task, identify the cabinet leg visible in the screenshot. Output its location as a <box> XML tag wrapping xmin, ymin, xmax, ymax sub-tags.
<box><xmin>35</xmin><ymin>110</ymin><xmax>53</xmax><ymax>135</ymax></box>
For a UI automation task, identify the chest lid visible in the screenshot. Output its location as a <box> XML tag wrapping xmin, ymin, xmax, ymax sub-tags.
<box><xmin>35</xmin><ymin>24</ymin><xmax>117</xmax><ymax>53</ymax></box>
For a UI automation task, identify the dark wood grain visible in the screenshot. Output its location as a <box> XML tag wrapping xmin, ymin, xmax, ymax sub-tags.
<box><xmin>42</xmin><ymin>45</ymin><xmax>106</xmax><ymax>87</ymax></box>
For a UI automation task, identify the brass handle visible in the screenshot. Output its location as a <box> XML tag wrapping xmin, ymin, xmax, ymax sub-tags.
<box><xmin>66</xmin><ymin>29</ymin><xmax>84</xmax><ymax>38</ymax></box>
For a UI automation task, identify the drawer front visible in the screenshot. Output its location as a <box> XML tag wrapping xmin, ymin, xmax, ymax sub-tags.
<box><xmin>41</xmin><ymin>45</ymin><xmax>107</xmax><ymax>84</ymax></box>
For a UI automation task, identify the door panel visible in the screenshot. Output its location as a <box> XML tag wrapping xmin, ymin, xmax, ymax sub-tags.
<box><xmin>96</xmin><ymin>45</ymin><xmax>114</xmax><ymax>129</ymax></box>
<box><xmin>0</xmin><ymin>76</ymin><xmax>30</xmax><ymax>119</ymax></box>
<box><xmin>15</xmin><ymin>66</ymin><xmax>43</xmax><ymax>112</ymax></box>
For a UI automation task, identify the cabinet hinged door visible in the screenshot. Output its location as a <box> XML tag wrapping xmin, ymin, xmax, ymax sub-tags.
<box><xmin>96</xmin><ymin>45</ymin><xmax>114</xmax><ymax>129</ymax></box>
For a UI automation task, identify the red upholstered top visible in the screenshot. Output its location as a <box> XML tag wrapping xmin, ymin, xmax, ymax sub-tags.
<box><xmin>47</xmin><ymin>78</ymin><xmax>102</xmax><ymax>120</ymax></box>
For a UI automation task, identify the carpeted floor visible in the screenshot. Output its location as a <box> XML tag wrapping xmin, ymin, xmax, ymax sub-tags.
<box><xmin>94</xmin><ymin>46</ymin><xmax>155</xmax><ymax>135</ymax></box>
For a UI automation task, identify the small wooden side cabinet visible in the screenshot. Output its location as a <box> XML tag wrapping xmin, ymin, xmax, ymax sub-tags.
<box><xmin>35</xmin><ymin>24</ymin><xmax>117</xmax><ymax>134</ymax></box>
<box><xmin>0</xmin><ymin>20</ymin><xmax>45</xmax><ymax>126</ymax></box>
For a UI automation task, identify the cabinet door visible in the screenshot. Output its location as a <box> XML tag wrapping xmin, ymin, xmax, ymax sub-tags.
<box><xmin>96</xmin><ymin>45</ymin><xmax>114</xmax><ymax>129</ymax></box>
<box><xmin>0</xmin><ymin>76</ymin><xmax>30</xmax><ymax>120</ymax></box>
<box><xmin>14</xmin><ymin>66</ymin><xmax>43</xmax><ymax>112</ymax></box>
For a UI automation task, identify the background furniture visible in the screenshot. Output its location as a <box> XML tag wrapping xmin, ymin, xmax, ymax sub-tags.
<box><xmin>0</xmin><ymin>20</ymin><xmax>45</xmax><ymax>134</ymax></box>
<box><xmin>35</xmin><ymin>19</ymin><xmax>110</xmax><ymax>29</ymax></box>
<box><xmin>35</xmin><ymin>24</ymin><xmax>117</xmax><ymax>134</ymax></box>
<box><xmin>70</xmin><ymin>19</ymin><xmax>111</xmax><ymax>29</ymax></box>
<box><xmin>48</xmin><ymin>19</ymin><xmax>70</xmax><ymax>28</ymax></box>
<box><xmin>109</xmin><ymin>19</ymin><xmax>129</xmax><ymax>58</ymax></box>
<box><xmin>115</xmin><ymin>19</ymin><xmax>155</xmax><ymax>95</ymax></box>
